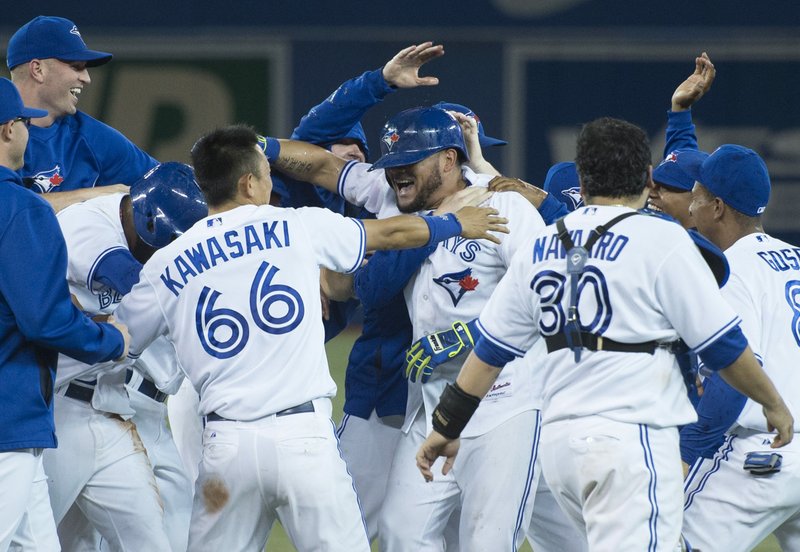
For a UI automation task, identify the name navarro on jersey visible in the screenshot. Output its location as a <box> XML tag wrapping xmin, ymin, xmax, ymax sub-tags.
<box><xmin>160</xmin><ymin>221</ymin><xmax>290</xmax><ymax>297</ymax></box>
<box><xmin>531</xmin><ymin>230</ymin><xmax>629</xmax><ymax>263</ymax></box>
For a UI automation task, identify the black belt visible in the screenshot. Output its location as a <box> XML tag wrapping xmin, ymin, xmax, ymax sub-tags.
<box><xmin>64</xmin><ymin>382</ymin><xmax>95</xmax><ymax>402</ymax></box>
<box><xmin>125</xmin><ymin>369</ymin><xmax>168</xmax><ymax>403</ymax></box>
<box><xmin>205</xmin><ymin>401</ymin><xmax>315</xmax><ymax>423</ymax></box>
<box><xmin>545</xmin><ymin>333</ymin><xmax>672</xmax><ymax>355</ymax></box>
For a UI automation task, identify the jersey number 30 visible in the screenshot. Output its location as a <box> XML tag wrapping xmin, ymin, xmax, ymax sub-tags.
<box><xmin>195</xmin><ymin>261</ymin><xmax>305</xmax><ymax>359</ymax></box>
<box><xmin>531</xmin><ymin>267</ymin><xmax>612</xmax><ymax>336</ymax></box>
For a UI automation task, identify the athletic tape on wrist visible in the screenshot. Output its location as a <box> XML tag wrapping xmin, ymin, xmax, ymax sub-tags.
<box><xmin>422</xmin><ymin>213</ymin><xmax>462</xmax><ymax>247</ymax></box>
<box><xmin>432</xmin><ymin>382</ymin><xmax>481</xmax><ymax>439</ymax></box>
<box><xmin>257</xmin><ymin>135</ymin><xmax>281</xmax><ymax>162</ymax></box>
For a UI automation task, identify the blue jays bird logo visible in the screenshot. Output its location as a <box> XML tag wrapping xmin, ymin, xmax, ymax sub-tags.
<box><xmin>382</xmin><ymin>131</ymin><xmax>400</xmax><ymax>152</ymax></box>
<box><xmin>433</xmin><ymin>268</ymin><xmax>479</xmax><ymax>306</ymax></box>
<box><xmin>560</xmin><ymin>187</ymin><xmax>583</xmax><ymax>210</ymax></box>
<box><xmin>30</xmin><ymin>165</ymin><xmax>64</xmax><ymax>193</ymax></box>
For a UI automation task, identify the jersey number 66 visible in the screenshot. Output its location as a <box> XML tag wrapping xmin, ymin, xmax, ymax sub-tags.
<box><xmin>195</xmin><ymin>261</ymin><xmax>306</xmax><ymax>359</ymax></box>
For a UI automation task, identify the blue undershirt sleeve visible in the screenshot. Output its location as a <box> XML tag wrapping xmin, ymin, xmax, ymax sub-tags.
<box><xmin>92</xmin><ymin>249</ymin><xmax>143</xmax><ymax>295</ymax></box>
<box><xmin>696</xmin><ymin>325</ymin><xmax>748</xmax><ymax>372</ymax></box>
<box><xmin>680</xmin><ymin>372</ymin><xmax>748</xmax><ymax>464</ymax></box>
<box><xmin>664</xmin><ymin>109</ymin><xmax>700</xmax><ymax>157</ymax></box>
<box><xmin>538</xmin><ymin>193</ymin><xmax>569</xmax><ymax>225</ymax></box>
<box><xmin>291</xmin><ymin>68</ymin><xmax>395</xmax><ymax>145</ymax></box>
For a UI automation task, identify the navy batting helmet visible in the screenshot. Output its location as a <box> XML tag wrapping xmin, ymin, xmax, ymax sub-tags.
<box><xmin>131</xmin><ymin>162</ymin><xmax>208</xmax><ymax>248</ymax></box>
<box><xmin>370</xmin><ymin>106</ymin><xmax>468</xmax><ymax>171</ymax></box>
<box><xmin>433</xmin><ymin>101</ymin><xmax>507</xmax><ymax>148</ymax></box>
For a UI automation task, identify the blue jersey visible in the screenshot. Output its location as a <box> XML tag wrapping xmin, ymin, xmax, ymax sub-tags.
<box><xmin>19</xmin><ymin>111</ymin><xmax>157</xmax><ymax>193</ymax></box>
<box><xmin>0</xmin><ymin>167</ymin><xmax>125</xmax><ymax>451</ymax></box>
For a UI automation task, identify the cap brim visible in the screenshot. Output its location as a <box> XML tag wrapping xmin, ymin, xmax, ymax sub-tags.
<box><xmin>59</xmin><ymin>50</ymin><xmax>113</xmax><ymax>67</ymax></box>
<box><xmin>21</xmin><ymin>106</ymin><xmax>48</xmax><ymax>119</ymax></box>
<box><xmin>651</xmin><ymin>167</ymin><xmax>694</xmax><ymax>192</ymax></box>
<box><xmin>478</xmin><ymin>135</ymin><xmax>507</xmax><ymax>148</ymax></box>
<box><xmin>369</xmin><ymin>150</ymin><xmax>430</xmax><ymax>171</ymax></box>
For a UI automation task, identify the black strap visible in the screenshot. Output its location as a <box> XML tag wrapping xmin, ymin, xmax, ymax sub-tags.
<box><xmin>555</xmin><ymin>210</ymin><xmax>640</xmax><ymax>254</ymax></box>
<box><xmin>555</xmin><ymin>210</ymin><xmax>640</xmax><ymax>361</ymax></box>
<box><xmin>545</xmin><ymin>333</ymin><xmax>659</xmax><ymax>354</ymax></box>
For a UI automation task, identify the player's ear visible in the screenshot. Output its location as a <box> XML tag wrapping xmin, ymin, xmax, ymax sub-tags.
<box><xmin>441</xmin><ymin>148</ymin><xmax>458</xmax><ymax>173</ymax></box>
<box><xmin>238</xmin><ymin>172</ymin><xmax>254</xmax><ymax>199</ymax></box>
<box><xmin>0</xmin><ymin>120</ymin><xmax>13</xmax><ymax>143</ymax></box>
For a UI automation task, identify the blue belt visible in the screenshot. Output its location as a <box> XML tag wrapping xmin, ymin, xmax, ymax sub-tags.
<box><xmin>125</xmin><ymin>369</ymin><xmax>168</xmax><ymax>403</ymax></box>
<box><xmin>205</xmin><ymin>401</ymin><xmax>315</xmax><ymax>424</ymax></box>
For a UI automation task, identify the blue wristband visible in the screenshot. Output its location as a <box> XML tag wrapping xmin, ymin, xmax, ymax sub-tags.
<box><xmin>257</xmin><ymin>135</ymin><xmax>281</xmax><ymax>162</ymax></box>
<box><xmin>422</xmin><ymin>213</ymin><xmax>463</xmax><ymax>246</ymax></box>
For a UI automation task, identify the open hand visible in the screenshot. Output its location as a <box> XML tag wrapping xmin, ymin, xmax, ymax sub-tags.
<box><xmin>671</xmin><ymin>52</ymin><xmax>716</xmax><ymax>111</ymax></box>
<box><xmin>383</xmin><ymin>42</ymin><xmax>445</xmax><ymax>88</ymax></box>
<box><xmin>454</xmin><ymin>206</ymin><xmax>509</xmax><ymax>244</ymax></box>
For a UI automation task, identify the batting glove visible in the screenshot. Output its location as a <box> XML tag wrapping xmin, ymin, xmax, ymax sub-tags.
<box><xmin>405</xmin><ymin>320</ymin><xmax>477</xmax><ymax>383</ymax></box>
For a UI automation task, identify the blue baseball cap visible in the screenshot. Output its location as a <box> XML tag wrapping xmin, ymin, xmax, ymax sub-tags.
<box><xmin>543</xmin><ymin>161</ymin><xmax>582</xmax><ymax>212</ymax></box>
<box><xmin>0</xmin><ymin>78</ymin><xmax>47</xmax><ymax>124</ymax></box>
<box><xmin>685</xmin><ymin>144</ymin><xmax>771</xmax><ymax>217</ymax></box>
<box><xmin>653</xmin><ymin>149</ymin><xmax>709</xmax><ymax>191</ymax></box>
<box><xmin>7</xmin><ymin>16</ymin><xmax>112</xmax><ymax>70</ymax></box>
<box><xmin>433</xmin><ymin>102</ymin><xmax>507</xmax><ymax>148</ymax></box>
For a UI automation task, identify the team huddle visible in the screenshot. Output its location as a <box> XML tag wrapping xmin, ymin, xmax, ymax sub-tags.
<box><xmin>0</xmin><ymin>13</ymin><xmax>798</xmax><ymax>552</ymax></box>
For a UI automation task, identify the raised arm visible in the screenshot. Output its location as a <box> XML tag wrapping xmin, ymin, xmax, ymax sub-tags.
<box><xmin>664</xmin><ymin>52</ymin><xmax>715</xmax><ymax>156</ymax></box>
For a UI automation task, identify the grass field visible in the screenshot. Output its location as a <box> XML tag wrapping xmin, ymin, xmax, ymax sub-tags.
<box><xmin>262</xmin><ymin>327</ymin><xmax>781</xmax><ymax>552</ymax></box>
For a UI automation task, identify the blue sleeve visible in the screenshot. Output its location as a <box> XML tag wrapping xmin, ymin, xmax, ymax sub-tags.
<box><xmin>291</xmin><ymin>68</ymin><xmax>395</xmax><ymax>145</ymax></box>
<box><xmin>473</xmin><ymin>335</ymin><xmax>516</xmax><ymax>368</ymax></box>
<box><xmin>680</xmin><ymin>372</ymin><xmax>748</xmax><ymax>464</ymax></box>
<box><xmin>83</xmin><ymin>115</ymin><xmax>158</xmax><ymax>186</ymax></box>
<box><xmin>538</xmin><ymin>193</ymin><xmax>569</xmax><ymax>225</ymax></box>
<box><xmin>354</xmin><ymin>245</ymin><xmax>435</xmax><ymax>309</ymax></box>
<box><xmin>664</xmin><ymin>109</ymin><xmax>699</xmax><ymax>157</ymax></box>
<box><xmin>0</xmin><ymin>201</ymin><xmax>124</xmax><ymax>364</ymax></box>
<box><xmin>697</xmin><ymin>325</ymin><xmax>748</xmax><ymax>372</ymax></box>
<box><xmin>92</xmin><ymin>248</ymin><xmax>143</xmax><ymax>295</ymax></box>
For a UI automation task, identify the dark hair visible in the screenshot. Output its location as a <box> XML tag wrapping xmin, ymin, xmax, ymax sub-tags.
<box><xmin>190</xmin><ymin>124</ymin><xmax>263</xmax><ymax>207</ymax></box>
<box><xmin>575</xmin><ymin>117</ymin><xmax>652</xmax><ymax>199</ymax></box>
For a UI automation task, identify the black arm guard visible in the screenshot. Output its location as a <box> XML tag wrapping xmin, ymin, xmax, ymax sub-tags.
<box><xmin>431</xmin><ymin>382</ymin><xmax>481</xmax><ymax>439</ymax></box>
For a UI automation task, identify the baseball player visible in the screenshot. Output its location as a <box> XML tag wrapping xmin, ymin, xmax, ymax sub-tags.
<box><xmin>7</xmin><ymin>16</ymin><xmax>157</xmax><ymax>212</ymax></box>
<box><xmin>648</xmin><ymin>52</ymin><xmax>715</xmax><ymax>227</ymax></box>
<box><xmin>43</xmin><ymin>163</ymin><xmax>205</xmax><ymax>551</ymax></box>
<box><xmin>681</xmin><ymin>145</ymin><xmax>800</xmax><ymax>551</ymax></box>
<box><xmin>416</xmin><ymin>117</ymin><xmax>793</xmax><ymax>551</ymax></box>
<box><xmin>272</xmin><ymin>106</ymin><xmax>545</xmax><ymax>551</ymax></box>
<box><xmin>359</xmin><ymin>112</ymin><xmax>586</xmax><ymax>552</ymax></box>
<box><xmin>0</xmin><ymin>78</ymin><xmax>128</xmax><ymax>552</ymax></box>
<box><xmin>110</xmin><ymin>124</ymin><xmax>505</xmax><ymax>552</ymax></box>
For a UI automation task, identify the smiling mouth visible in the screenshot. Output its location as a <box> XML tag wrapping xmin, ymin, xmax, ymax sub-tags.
<box><xmin>69</xmin><ymin>88</ymin><xmax>82</xmax><ymax>100</ymax></box>
<box><xmin>392</xmin><ymin>177</ymin><xmax>415</xmax><ymax>196</ymax></box>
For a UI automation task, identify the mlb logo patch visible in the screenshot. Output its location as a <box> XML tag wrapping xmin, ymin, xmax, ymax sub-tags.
<box><xmin>207</xmin><ymin>217</ymin><xmax>223</xmax><ymax>227</ymax></box>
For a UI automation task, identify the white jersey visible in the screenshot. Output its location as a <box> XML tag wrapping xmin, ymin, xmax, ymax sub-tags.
<box><xmin>722</xmin><ymin>233</ymin><xmax>800</xmax><ymax>432</ymax></box>
<box><xmin>55</xmin><ymin>193</ymin><xmax>128</xmax><ymax>386</ymax></box>
<box><xmin>339</xmin><ymin>160</ymin><xmax>546</xmax><ymax>437</ymax></box>
<box><xmin>478</xmin><ymin>206</ymin><xmax>743</xmax><ymax>428</ymax></box>
<box><xmin>113</xmin><ymin>204</ymin><xmax>367</xmax><ymax>421</ymax></box>
<box><xmin>405</xmin><ymin>191</ymin><xmax>547</xmax><ymax>437</ymax></box>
